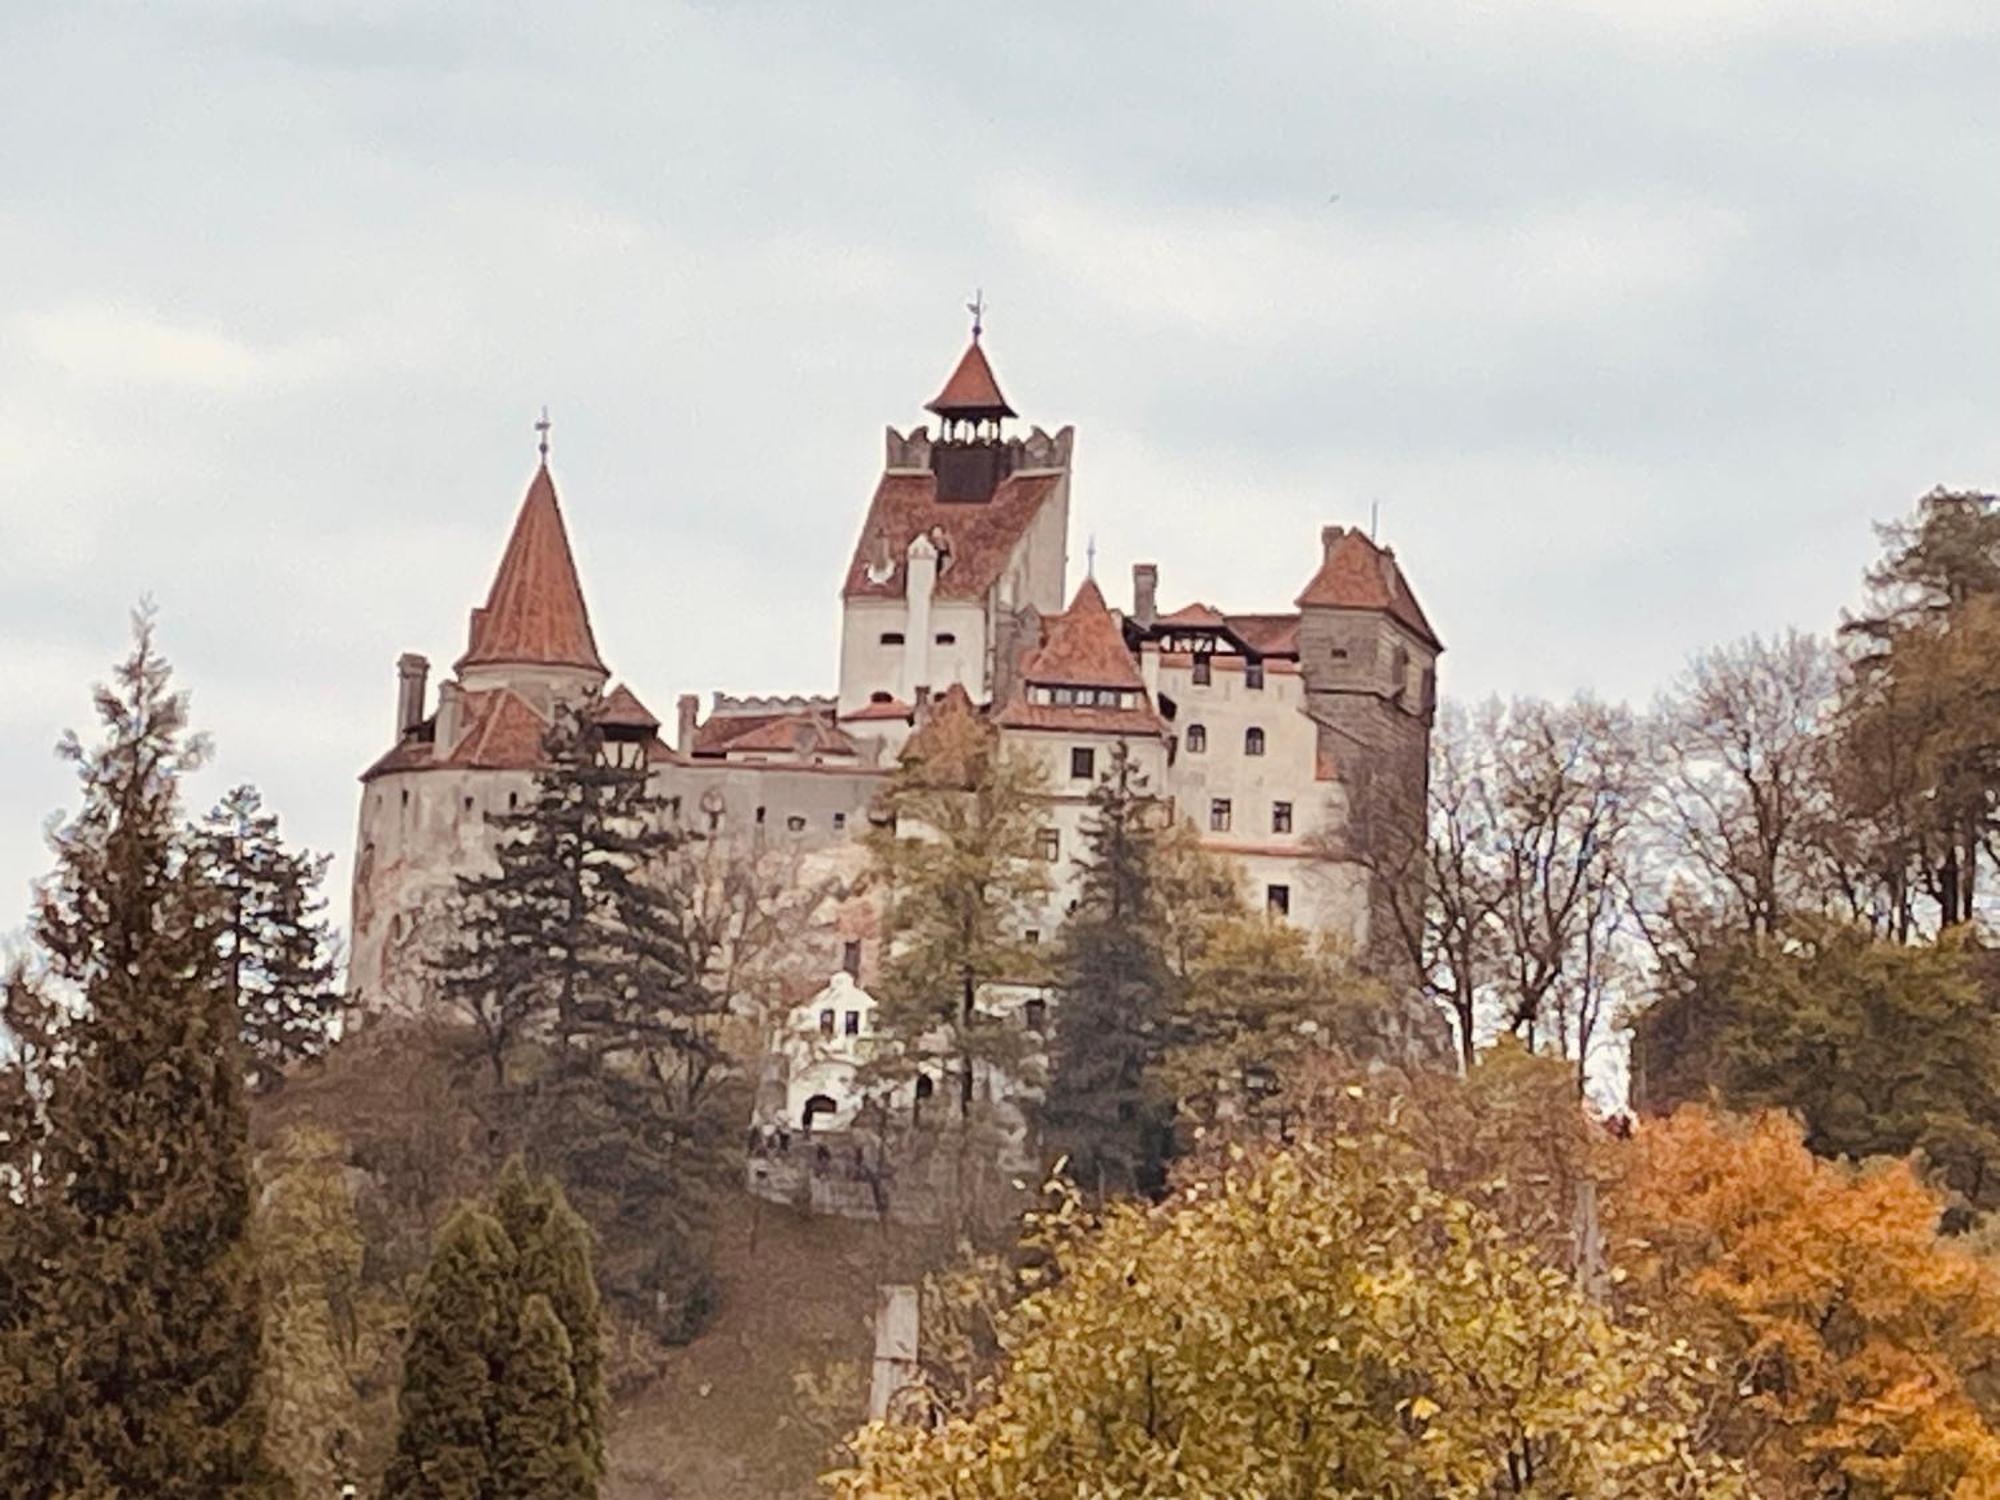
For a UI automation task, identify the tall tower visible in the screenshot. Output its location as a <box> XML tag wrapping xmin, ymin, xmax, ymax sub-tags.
<box><xmin>1294</xmin><ymin>524</ymin><xmax>1441</xmax><ymax>973</ymax></box>
<box><xmin>836</xmin><ymin>325</ymin><xmax>1075</xmax><ymax>738</ymax></box>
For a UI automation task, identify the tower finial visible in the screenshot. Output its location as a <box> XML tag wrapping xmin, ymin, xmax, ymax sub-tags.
<box><xmin>535</xmin><ymin>405</ymin><xmax>552</xmax><ymax>463</ymax></box>
<box><xmin>966</xmin><ymin>288</ymin><xmax>986</xmax><ymax>342</ymax></box>
<box><xmin>1086</xmin><ymin>533</ymin><xmax>1098</xmax><ymax>579</ymax></box>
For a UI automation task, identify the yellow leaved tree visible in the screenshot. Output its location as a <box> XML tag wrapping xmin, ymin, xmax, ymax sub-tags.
<box><xmin>828</xmin><ymin>1125</ymin><xmax>1748</xmax><ymax>1498</ymax></box>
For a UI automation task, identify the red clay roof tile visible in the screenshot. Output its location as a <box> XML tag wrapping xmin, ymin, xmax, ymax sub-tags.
<box><xmin>842</xmin><ymin>469</ymin><xmax>1062</xmax><ymax>602</ymax></box>
<box><xmin>1019</xmin><ymin>578</ymin><xmax>1146</xmax><ymax>691</ymax></box>
<box><xmin>925</xmin><ymin>340</ymin><xmax>1015</xmax><ymax>418</ymax></box>
<box><xmin>1295</xmin><ymin>528</ymin><xmax>1440</xmax><ymax>648</ymax></box>
<box><xmin>457</xmin><ymin>465</ymin><xmax>607</xmax><ymax>675</ymax></box>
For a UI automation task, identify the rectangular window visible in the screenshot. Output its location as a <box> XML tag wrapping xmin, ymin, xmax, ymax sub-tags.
<box><xmin>842</xmin><ymin>940</ymin><xmax>862</xmax><ymax>978</ymax></box>
<box><xmin>1071</xmin><ymin>747</ymin><xmax>1095</xmax><ymax>781</ymax></box>
<box><xmin>1210</xmin><ymin>798</ymin><xmax>1232</xmax><ymax>833</ymax></box>
<box><xmin>1244</xmin><ymin>726</ymin><xmax>1266</xmax><ymax>756</ymax></box>
<box><xmin>832</xmin><ymin>811</ymin><xmax>847</xmax><ymax>831</ymax></box>
<box><xmin>755</xmin><ymin>805</ymin><xmax>767</xmax><ymax>825</ymax></box>
<box><xmin>787</xmin><ymin>814</ymin><xmax>807</xmax><ymax>833</ymax></box>
<box><xmin>935</xmin><ymin>631</ymin><xmax>956</xmax><ymax>645</ymax></box>
<box><xmin>1267</xmin><ymin>884</ymin><xmax>1291</xmax><ymax>916</ymax></box>
<box><xmin>880</xmin><ymin>631</ymin><xmax>905</xmax><ymax>645</ymax></box>
<box><xmin>1024</xmin><ymin>929</ymin><xmax>1041</xmax><ymax>946</ymax></box>
<box><xmin>1024</xmin><ymin>997</ymin><xmax>1048</xmax><ymax>1033</ymax></box>
<box><xmin>818</xmin><ymin>1008</ymin><xmax>835</xmax><ymax>1038</ymax></box>
<box><xmin>844</xmin><ymin>1010</ymin><xmax>861</xmax><ymax>1037</ymax></box>
<box><xmin>1037</xmin><ymin>828</ymin><xmax>1061</xmax><ymax>862</ymax></box>
<box><xmin>1192</xmin><ymin>656</ymin><xmax>1212</xmax><ymax>686</ymax></box>
<box><xmin>1272</xmin><ymin>801</ymin><xmax>1293</xmax><ymax>834</ymax></box>
<box><xmin>1185</xmin><ymin>723</ymin><xmax>1207</xmax><ymax>753</ymax></box>
<box><xmin>1246</xmin><ymin>659</ymin><xmax>1265</xmax><ymax>690</ymax></box>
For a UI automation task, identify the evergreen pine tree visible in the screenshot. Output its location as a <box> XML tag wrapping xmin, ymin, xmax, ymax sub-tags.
<box><xmin>493</xmin><ymin>1157</ymin><xmax>608</xmax><ymax>1479</ymax></box>
<box><xmin>493</xmin><ymin>1294</ymin><xmax>592</xmax><ymax>1499</ymax></box>
<box><xmin>195</xmin><ymin>783</ymin><xmax>344</xmax><ymax>1092</ymax></box>
<box><xmin>0</xmin><ymin>613</ymin><xmax>284</xmax><ymax>1497</ymax></box>
<box><xmin>380</xmin><ymin>1203</ymin><xmax>516</xmax><ymax>1500</ymax></box>
<box><xmin>432</xmin><ymin>700</ymin><xmax>713</xmax><ymax>1095</ymax></box>
<box><xmin>1041</xmin><ymin>740</ymin><xmax>1177</xmax><ymax>1199</ymax></box>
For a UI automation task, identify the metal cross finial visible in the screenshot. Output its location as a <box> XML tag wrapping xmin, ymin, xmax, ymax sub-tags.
<box><xmin>966</xmin><ymin>288</ymin><xmax>986</xmax><ymax>342</ymax></box>
<box><xmin>535</xmin><ymin>406</ymin><xmax>552</xmax><ymax>462</ymax></box>
<box><xmin>1086</xmin><ymin>534</ymin><xmax>1098</xmax><ymax>578</ymax></box>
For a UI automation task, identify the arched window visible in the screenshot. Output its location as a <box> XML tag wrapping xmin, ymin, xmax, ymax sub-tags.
<box><xmin>1245</xmin><ymin>726</ymin><xmax>1266</xmax><ymax>756</ymax></box>
<box><xmin>1186</xmin><ymin>723</ymin><xmax>1207</xmax><ymax>753</ymax></box>
<box><xmin>802</xmin><ymin>1094</ymin><xmax>838</xmax><ymax>1130</ymax></box>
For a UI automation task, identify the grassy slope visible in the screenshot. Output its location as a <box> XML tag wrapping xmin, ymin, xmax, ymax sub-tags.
<box><xmin>606</xmin><ymin>1192</ymin><xmax>957</xmax><ymax>1500</ymax></box>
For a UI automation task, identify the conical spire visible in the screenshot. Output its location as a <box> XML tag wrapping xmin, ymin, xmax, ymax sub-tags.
<box><xmin>457</xmin><ymin>465</ymin><xmax>608</xmax><ymax>675</ymax></box>
<box><xmin>926</xmin><ymin>340</ymin><xmax>1015</xmax><ymax>421</ymax></box>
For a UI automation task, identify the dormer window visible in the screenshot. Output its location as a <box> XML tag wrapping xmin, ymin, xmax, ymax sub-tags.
<box><xmin>870</xmin><ymin>690</ymin><xmax>894</xmax><ymax>704</ymax></box>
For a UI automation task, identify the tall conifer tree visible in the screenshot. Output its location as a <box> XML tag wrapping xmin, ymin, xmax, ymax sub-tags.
<box><xmin>1041</xmin><ymin>740</ymin><xmax>1177</xmax><ymax>1199</ymax></box>
<box><xmin>493</xmin><ymin>1157</ymin><xmax>607</xmax><ymax>1479</ymax></box>
<box><xmin>494</xmin><ymin>1295</ymin><xmax>591</xmax><ymax>1499</ymax></box>
<box><xmin>0</xmin><ymin>613</ymin><xmax>283</xmax><ymax>1497</ymax></box>
<box><xmin>195</xmin><ymin>783</ymin><xmax>344</xmax><ymax>1092</ymax></box>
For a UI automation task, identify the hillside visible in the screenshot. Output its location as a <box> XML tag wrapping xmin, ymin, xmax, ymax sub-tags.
<box><xmin>606</xmin><ymin>1192</ymin><xmax>958</xmax><ymax>1500</ymax></box>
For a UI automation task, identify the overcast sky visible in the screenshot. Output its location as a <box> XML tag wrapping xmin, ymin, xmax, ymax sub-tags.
<box><xmin>3</xmin><ymin>0</ymin><xmax>1997</xmax><ymax>945</ymax></box>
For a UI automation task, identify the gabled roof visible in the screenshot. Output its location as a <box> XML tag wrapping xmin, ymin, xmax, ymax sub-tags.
<box><xmin>1018</xmin><ymin>578</ymin><xmax>1146</xmax><ymax>690</ymax></box>
<box><xmin>843</xmin><ymin>696</ymin><xmax>915</xmax><ymax>723</ymax></box>
<box><xmin>691</xmin><ymin>707</ymin><xmax>858</xmax><ymax>760</ymax></box>
<box><xmin>1295</xmin><ymin>528</ymin><xmax>1441</xmax><ymax>649</ymax></box>
<box><xmin>842</xmin><ymin>469</ymin><xmax>1063</xmax><ymax>602</ymax></box>
<box><xmin>1225</xmin><ymin>612</ymin><xmax>1302</xmax><ymax>656</ymax></box>
<box><xmin>1157</xmin><ymin>601</ymin><xmax>1227</xmax><ymax>629</ymax></box>
<box><xmin>925</xmin><ymin>340</ymin><xmax>1015</xmax><ymax>419</ymax></box>
<box><xmin>597</xmin><ymin>684</ymin><xmax>659</xmax><ymax>731</ymax></box>
<box><xmin>457</xmin><ymin>465</ymin><xmax>607</xmax><ymax>675</ymax></box>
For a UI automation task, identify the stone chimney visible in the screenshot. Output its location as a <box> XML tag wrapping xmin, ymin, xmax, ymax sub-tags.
<box><xmin>1321</xmin><ymin>524</ymin><xmax>1346</xmax><ymax>562</ymax></box>
<box><xmin>1132</xmin><ymin>563</ymin><xmax>1158</xmax><ymax>628</ymax></box>
<box><xmin>435</xmin><ymin>680</ymin><xmax>465</xmax><ymax>755</ymax></box>
<box><xmin>677</xmin><ymin>693</ymin><xmax>700</xmax><ymax>755</ymax></box>
<box><xmin>395</xmin><ymin>653</ymin><xmax>430</xmax><ymax>738</ymax></box>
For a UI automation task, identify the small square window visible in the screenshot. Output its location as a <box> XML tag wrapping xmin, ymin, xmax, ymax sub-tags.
<box><xmin>833</xmin><ymin>811</ymin><xmax>847</xmax><ymax>831</ymax></box>
<box><xmin>844</xmin><ymin>1010</ymin><xmax>861</xmax><ymax>1037</ymax></box>
<box><xmin>1071</xmin><ymin>747</ymin><xmax>1096</xmax><ymax>781</ymax></box>
<box><xmin>1267</xmin><ymin>884</ymin><xmax>1291</xmax><ymax>916</ymax></box>
<box><xmin>1037</xmin><ymin>828</ymin><xmax>1061</xmax><ymax>862</ymax></box>
<box><xmin>1185</xmin><ymin>723</ymin><xmax>1207</xmax><ymax>753</ymax></box>
<box><xmin>1272</xmin><ymin>801</ymin><xmax>1293</xmax><ymax>834</ymax></box>
<box><xmin>1192</xmin><ymin>656</ymin><xmax>1212</xmax><ymax>686</ymax></box>
<box><xmin>1024</xmin><ymin>928</ymin><xmax>1041</xmax><ymax>945</ymax></box>
<box><xmin>1246</xmin><ymin>659</ymin><xmax>1265</xmax><ymax>690</ymax></box>
<box><xmin>787</xmin><ymin>814</ymin><xmax>807</xmax><ymax>833</ymax></box>
<box><xmin>1210</xmin><ymin>798</ymin><xmax>1232</xmax><ymax>833</ymax></box>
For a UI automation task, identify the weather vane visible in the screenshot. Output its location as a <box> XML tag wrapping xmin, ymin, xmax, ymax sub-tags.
<box><xmin>535</xmin><ymin>405</ymin><xmax>552</xmax><ymax>462</ymax></box>
<box><xmin>966</xmin><ymin>288</ymin><xmax>986</xmax><ymax>342</ymax></box>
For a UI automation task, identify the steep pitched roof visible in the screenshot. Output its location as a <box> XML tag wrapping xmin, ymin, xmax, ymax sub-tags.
<box><xmin>457</xmin><ymin>465</ymin><xmax>607</xmax><ymax>674</ymax></box>
<box><xmin>1225</xmin><ymin>612</ymin><xmax>1302</xmax><ymax>656</ymax></box>
<box><xmin>1295</xmin><ymin>528</ymin><xmax>1441</xmax><ymax>649</ymax></box>
<box><xmin>1019</xmin><ymin>578</ymin><xmax>1147</xmax><ymax>690</ymax></box>
<box><xmin>842</xmin><ymin>469</ymin><xmax>1063</xmax><ymax>602</ymax></box>
<box><xmin>597</xmin><ymin>684</ymin><xmax>659</xmax><ymax>731</ymax></box>
<box><xmin>925</xmin><ymin>340</ymin><xmax>1015</xmax><ymax>419</ymax></box>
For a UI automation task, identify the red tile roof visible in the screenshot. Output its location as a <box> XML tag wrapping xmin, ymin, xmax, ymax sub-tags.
<box><xmin>1225</xmin><ymin>612</ymin><xmax>1302</xmax><ymax>656</ymax></box>
<box><xmin>1019</xmin><ymin>578</ymin><xmax>1146</xmax><ymax>690</ymax></box>
<box><xmin>458</xmin><ymin>466</ymin><xmax>607</xmax><ymax>675</ymax></box>
<box><xmin>1158</xmin><ymin>602</ymin><xmax>1227</xmax><ymax>628</ymax></box>
<box><xmin>843</xmin><ymin>697</ymin><xmax>915</xmax><ymax>723</ymax></box>
<box><xmin>597</xmin><ymin>683</ymin><xmax>659</xmax><ymax>731</ymax></box>
<box><xmin>842</xmin><ymin>469</ymin><xmax>1063</xmax><ymax>602</ymax></box>
<box><xmin>1295</xmin><ymin>528</ymin><xmax>1440</xmax><ymax>648</ymax></box>
<box><xmin>692</xmin><ymin>709</ymin><xmax>859</xmax><ymax>760</ymax></box>
<box><xmin>992</xmin><ymin>698</ymin><xmax>1167</xmax><ymax>736</ymax></box>
<box><xmin>925</xmin><ymin>340</ymin><xmax>1015</xmax><ymax>419</ymax></box>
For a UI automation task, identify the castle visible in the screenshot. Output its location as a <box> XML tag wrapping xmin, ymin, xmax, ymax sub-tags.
<box><xmin>348</xmin><ymin>328</ymin><xmax>1442</xmax><ymax>1058</ymax></box>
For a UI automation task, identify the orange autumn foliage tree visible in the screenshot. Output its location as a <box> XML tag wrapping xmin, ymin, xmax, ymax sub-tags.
<box><xmin>1612</xmin><ymin>1108</ymin><xmax>2000</xmax><ymax>1498</ymax></box>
